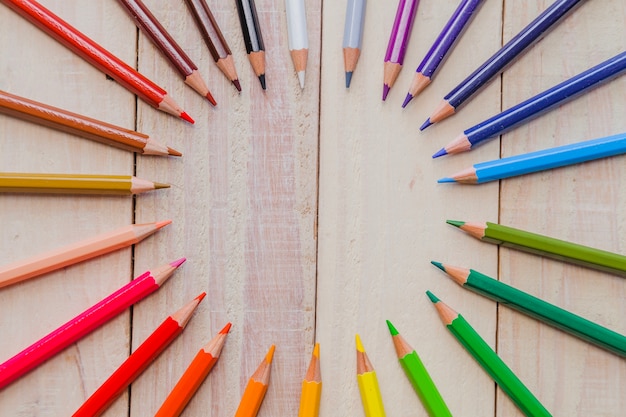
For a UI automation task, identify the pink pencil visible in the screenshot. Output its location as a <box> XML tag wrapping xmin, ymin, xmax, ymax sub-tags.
<box><xmin>0</xmin><ymin>258</ymin><xmax>185</xmax><ymax>390</ymax></box>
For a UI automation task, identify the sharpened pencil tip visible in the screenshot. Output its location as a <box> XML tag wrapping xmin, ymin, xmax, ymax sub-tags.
<box><xmin>345</xmin><ymin>72</ymin><xmax>353</xmax><ymax>88</ymax></box>
<box><xmin>430</xmin><ymin>261</ymin><xmax>445</xmax><ymax>272</ymax></box>
<box><xmin>420</xmin><ymin>118</ymin><xmax>432</xmax><ymax>131</ymax></box>
<box><xmin>426</xmin><ymin>290</ymin><xmax>440</xmax><ymax>303</ymax></box>
<box><xmin>437</xmin><ymin>177</ymin><xmax>456</xmax><ymax>183</ymax></box>
<box><xmin>298</xmin><ymin>71</ymin><xmax>305</xmax><ymax>89</ymax></box>
<box><xmin>170</xmin><ymin>257</ymin><xmax>186</xmax><ymax>268</ymax></box>
<box><xmin>154</xmin><ymin>182</ymin><xmax>170</xmax><ymax>189</ymax></box>
<box><xmin>355</xmin><ymin>334</ymin><xmax>364</xmax><ymax>352</ymax></box>
<box><xmin>155</xmin><ymin>219</ymin><xmax>172</xmax><ymax>229</ymax></box>
<box><xmin>446</xmin><ymin>220</ymin><xmax>465</xmax><ymax>228</ymax></box>
<box><xmin>196</xmin><ymin>292</ymin><xmax>207</xmax><ymax>302</ymax></box>
<box><xmin>167</xmin><ymin>147</ymin><xmax>182</xmax><ymax>157</ymax></box>
<box><xmin>220</xmin><ymin>322</ymin><xmax>232</xmax><ymax>334</ymax></box>
<box><xmin>233</xmin><ymin>79</ymin><xmax>242</xmax><ymax>92</ymax></box>
<box><xmin>432</xmin><ymin>148</ymin><xmax>447</xmax><ymax>159</ymax></box>
<box><xmin>266</xmin><ymin>345</ymin><xmax>276</xmax><ymax>363</ymax></box>
<box><xmin>313</xmin><ymin>342</ymin><xmax>320</xmax><ymax>358</ymax></box>
<box><xmin>385</xmin><ymin>320</ymin><xmax>399</xmax><ymax>336</ymax></box>
<box><xmin>382</xmin><ymin>84</ymin><xmax>390</xmax><ymax>101</ymax></box>
<box><xmin>180</xmin><ymin>112</ymin><xmax>195</xmax><ymax>124</ymax></box>
<box><xmin>206</xmin><ymin>92</ymin><xmax>217</xmax><ymax>106</ymax></box>
<box><xmin>258</xmin><ymin>74</ymin><xmax>266</xmax><ymax>90</ymax></box>
<box><xmin>402</xmin><ymin>93</ymin><xmax>413</xmax><ymax>108</ymax></box>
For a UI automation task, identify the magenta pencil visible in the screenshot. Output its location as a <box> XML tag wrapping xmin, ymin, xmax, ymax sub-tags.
<box><xmin>0</xmin><ymin>258</ymin><xmax>185</xmax><ymax>390</ymax></box>
<box><xmin>383</xmin><ymin>0</ymin><xmax>419</xmax><ymax>100</ymax></box>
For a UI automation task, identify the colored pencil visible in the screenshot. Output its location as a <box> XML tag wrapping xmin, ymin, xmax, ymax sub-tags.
<box><xmin>1</xmin><ymin>0</ymin><xmax>193</xmax><ymax>123</ymax></box>
<box><xmin>235</xmin><ymin>0</ymin><xmax>267</xmax><ymax>90</ymax></box>
<box><xmin>72</xmin><ymin>293</ymin><xmax>205</xmax><ymax>417</ymax></box>
<box><xmin>183</xmin><ymin>0</ymin><xmax>242</xmax><ymax>91</ymax></box>
<box><xmin>155</xmin><ymin>322</ymin><xmax>232</xmax><ymax>417</ymax></box>
<box><xmin>233</xmin><ymin>344</ymin><xmax>276</xmax><ymax>417</ymax></box>
<box><xmin>433</xmin><ymin>51</ymin><xmax>626</xmax><ymax>158</ymax></box>
<box><xmin>426</xmin><ymin>291</ymin><xmax>552</xmax><ymax>417</ymax></box>
<box><xmin>385</xmin><ymin>320</ymin><xmax>452</xmax><ymax>417</ymax></box>
<box><xmin>447</xmin><ymin>220</ymin><xmax>626</xmax><ymax>276</ymax></box>
<box><xmin>0</xmin><ymin>89</ymin><xmax>181</xmax><ymax>156</ymax></box>
<box><xmin>432</xmin><ymin>261</ymin><xmax>626</xmax><ymax>357</ymax></box>
<box><xmin>116</xmin><ymin>0</ymin><xmax>216</xmax><ymax>105</ymax></box>
<box><xmin>382</xmin><ymin>0</ymin><xmax>419</xmax><ymax>100</ymax></box>
<box><xmin>438</xmin><ymin>132</ymin><xmax>626</xmax><ymax>184</ymax></box>
<box><xmin>0</xmin><ymin>220</ymin><xmax>171</xmax><ymax>289</ymax></box>
<box><xmin>402</xmin><ymin>0</ymin><xmax>483</xmax><ymax>107</ymax></box>
<box><xmin>285</xmin><ymin>0</ymin><xmax>309</xmax><ymax>89</ymax></box>
<box><xmin>421</xmin><ymin>0</ymin><xmax>583</xmax><ymax>129</ymax></box>
<box><xmin>0</xmin><ymin>172</ymin><xmax>169</xmax><ymax>195</ymax></box>
<box><xmin>298</xmin><ymin>343</ymin><xmax>322</xmax><ymax>417</ymax></box>
<box><xmin>355</xmin><ymin>334</ymin><xmax>386</xmax><ymax>417</ymax></box>
<box><xmin>342</xmin><ymin>0</ymin><xmax>366</xmax><ymax>88</ymax></box>
<box><xmin>0</xmin><ymin>258</ymin><xmax>185</xmax><ymax>390</ymax></box>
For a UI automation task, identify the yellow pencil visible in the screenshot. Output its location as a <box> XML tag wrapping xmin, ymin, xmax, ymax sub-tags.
<box><xmin>298</xmin><ymin>343</ymin><xmax>321</xmax><ymax>417</ymax></box>
<box><xmin>355</xmin><ymin>334</ymin><xmax>386</xmax><ymax>417</ymax></box>
<box><xmin>0</xmin><ymin>172</ymin><xmax>169</xmax><ymax>195</ymax></box>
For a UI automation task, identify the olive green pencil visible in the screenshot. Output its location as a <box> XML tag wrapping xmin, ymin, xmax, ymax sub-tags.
<box><xmin>447</xmin><ymin>220</ymin><xmax>626</xmax><ymax>277</ymax></box>
<box><xmin>427</xmin><ymin>291</ymin><xmax>552</xmax><ymax>417</ymax></box>
<box><xmin>386</xmin><ymin>320</ymin><xmax>452</xmax><ymax>417</ymax></box>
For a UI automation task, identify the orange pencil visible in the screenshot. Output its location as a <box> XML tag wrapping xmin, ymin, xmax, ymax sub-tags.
<box><xmin>298</xmin><ymin>343</ymin><xmax>321</xmax><ymax>417</ymax></box>
<box><xmin>233</xmin><ymin>345</ymin><xmax>276</xmax><ymax>417</ymax></box>
<box><xmin>0</xmin><ymin>220</ymin><xmax>171</xmax><ymax>289</ymax></box>
<box><xmin>155</xmin><ymin>322</ymin><xmax>232</xmax><ymax>417</ymax></box>
<box><xmin>72</xmin><ymin>293</ymin><xmax>206</xmax><ymax>417</ymax></box>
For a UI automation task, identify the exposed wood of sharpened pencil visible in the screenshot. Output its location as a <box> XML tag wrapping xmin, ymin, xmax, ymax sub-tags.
<box><xmin>184</xmin><ymin>0</ymin><xmax>241</xmax><ymax>91</ymax></box>
<box><xmin>72</xmin><ymin>293</ymin><xmax>206</xmax><ymax>417</ymax></box>
<box><xmin>116</xmin><ymin>0</ymin><xmax>216</xmax><ymax>105</ymax></box>
<box><xmin>0</xmin><ymin>89</ymin><xmax>181</xmax><ymax>156</ymax></box>
<box><xmin>0</xmin><ymin>0</ymin><xmax>193</xmax><ymax>122</ymax></box>
<box><xmin>298</xmin><ymin>343</ymin><xmax>321</xmax><ymax>417</ymax></box>
<box><xmin>233</xmin><ymin>345</ymin><xmax>276</xmax><ymax>417</ymax></box>
<box><xmin>235</xmin><ymin>0</ymin><xmax>267</xmax><ymax>90</ymax></box>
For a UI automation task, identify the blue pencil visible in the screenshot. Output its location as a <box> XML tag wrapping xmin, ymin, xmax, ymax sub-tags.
<box><xmin>421</xmin><ymin>0</ymin><xmax>584</xmax><ymax>129</ymax></box>
<box><xmin>433</xmin><ymin>51</ymin><xmax>626</xmax><ymax>158</ymax></box>
<box><xmin>402</xmin><ymin>0</ymin><xmax>484</xmax><ymax>108</ymax></box>
<box><xmin>438</xmin><ymin>132</ymin><xmax>626</xmax><ymax>184</ymax></box>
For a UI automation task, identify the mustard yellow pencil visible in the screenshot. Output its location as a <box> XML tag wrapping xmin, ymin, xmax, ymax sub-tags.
<box><xmin>298</xmin><ymin>343</ymin><xmax>321</xmax><ymax>417</ymax></box>
<box><xmin>356</xmin><ymin>334</ymin><xmax>386</xmax><ymax>417</ymax></box>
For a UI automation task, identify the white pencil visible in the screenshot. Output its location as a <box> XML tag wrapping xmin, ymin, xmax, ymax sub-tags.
<box><xmin>285</xmin><ymin>0</ymin><xmax>308</xmax><ymax>89</ymax></box>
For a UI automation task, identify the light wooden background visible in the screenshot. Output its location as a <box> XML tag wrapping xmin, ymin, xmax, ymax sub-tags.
<box><xmin>0</xmin><ymin>0</ymin><xmax>624</xmax><ymax>415</ymax></box>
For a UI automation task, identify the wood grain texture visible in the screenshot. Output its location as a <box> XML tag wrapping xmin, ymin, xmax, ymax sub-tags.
<box><xmin>0</xmin><ymin>0</ymin><xmax>625</xmax><ymax>416</ymax></box>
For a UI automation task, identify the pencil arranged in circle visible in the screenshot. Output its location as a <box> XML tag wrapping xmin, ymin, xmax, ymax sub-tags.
<box><xmin>72</xmin><ymin>293</ymin><xmax>205</xmax><ymax>417</ymax></box>
<box><xmin>234</xmin><ymin>344</ymin><xmax>276</xmax><ymax>417</ymax></box>
<box><xmin>155</xmin><ymin>322</ymin><xmax>232</xmax><ymax>417</ymax></box>
<box><xmin>382</xmin><ymin>0</ymin><xmax>419</xmax><ymax>100</ymax></box>
<box><xmin>183</xmin><ymin>0</ymin><xmax>242</xmax><ymax>91</ymax></box>
<box><xmin>438</xmin><ymin>132</ymin><xmax>626</xmax><ymax>184</ymax></box>
<box><xmin>426</xmin><ymin>291</ymin><xmax>552</xmax><ymax>417</ymax></box>
<box><xmin>433</xmin><ymin>51</ymin><xmax>626</xmax><ymax>158</ymax></box>
<box><xmin>431</xmin><ymin>261</ymin><xmax>626</xmax><ymax>357</ymax></box>
<box><xmin>355</xmin><ymin>334</ymin><xmax>386</xmax><ymax>417</ymax></box>
<box><xmin>298</xmin><ymin>343</ymin><xmax>321</xmax><ymax>417</ymax></box>
<box><xmin>385</xmin><ymin>320</ymin><xmax>452</xmax><ymax>417</ymax></box>
<box><xmin>1</xmin><ymin>0</ymin><xmax>193</xmax><ymax>123</ymax></box>
<box><xmin>402</xmin><ymin>0</ymin><xmax>484</xmax><ymax>107</ymax></box>
<box><xmin>235</xmin><ymin>0</ymin><xmax>267</xmax><ymax>90</ymax></box>
<box><xmin>0</xmin><ymin>172</ymin><xmax>169</xmax><ymax>195</ymax></box>
<box><xmin>342</xmin><ymin>0</ymin><xmax>367</xmax><ymax>88</ymax></box>
<box><xmin>116</xmin><ymin>0</ymin><xmax>216</xmax><ymax>105</ymax></box>
<box><xmin>0</xmin><ymin>220</ymin><xmax>171</xmax><ymax>289</ymax></box>
<box><xmin>447</xmin><ymin>220</ymin><xmax>626</xmax><ymax>277</ymax></box>
<box><xmin>0</xmin><ymin>258</ymin><xmax>185</xmax><ymax>391</ymax></box>
<box><xmin>421</xmin><ymin>0</ymin><xmax>583</xmax><ymax>129</ymax></box>
<box><xmin>0</xmin><ymin>89</ymin><xmax>181</xmax><ymax>156</ymax></box>
<box><xmin>285</xmin><ymin>0</ymin><xmax>309</xmax><ymax>89</ymax></box>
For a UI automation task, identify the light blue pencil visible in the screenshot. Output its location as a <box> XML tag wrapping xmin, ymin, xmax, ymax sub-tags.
<box><xmin>438</xmin><ymin>132</ymin><xmax>626</xmax><ymax>184</ymax></box>
<box><xmin>343</xmin><ymin>0</ymin><xmax>367</xmax><ymax>88</ymax></box>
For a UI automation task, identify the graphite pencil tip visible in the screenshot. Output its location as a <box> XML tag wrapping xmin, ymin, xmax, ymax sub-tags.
<box><xmin>220</xmin><ymin>322</ymin><xmax>232</xmax><ymax>334</ymax></box>
<box><xmin>206</xmin><ymin>92</ymin><xmax>217</xmax><ymax>106</ymax></box>
<box><xmin>233</xmin><ymin>79</ymin><xmax>242</xmax><ymax>92</ymax></box>
<box><xmin>345</xmin><ymin>72</ymin><xmax>353</xmax><ymax>88</ymax></box>
<box><xmin>167</xmin><ymin>147</ymin><xmax>182</xmax><ymax>157</ymax></box>
<box><xmin>426</xmin><ymin>290</ymin><xmax>440</xmax><ymax>303</ymax></box>
<box><xmin>401</xmin><ymin>93</ymin><xmax>413</xmax><ymax>108</ymax></box>
<box><xmin>180</xmin><ymin>112</ymin><xmax>195</xmax><ymax>124</ymax></box>
<box><xmin>170</xmin><ymin>257</ymin><xmax>187</xmax><ymax>268</ymax></box>
<box><xmin>446</xmin><ymin>220</ymin><xmax>465</xmax><ymax>228</ymax></box>
<box><xmin>156</xmin><ymin>219</ymin><xmax>173</xmax><ymax>229</ymax></box>
<box><xmin>437</xmin><ymin>177</ymin><xmax>456</xmax><ymax>183</ymax></box>
<box><xmin>432</xmin><ymin>147</ymin><xmax>447</xmax><ymax>159</ymax></box>
<box><xmin>420</xmin><ymin>118</ymin><xmax>432</xmax><ymax>131</ymax></box>
<box><xmin>430</xmin><ymin>261</ymin><xmax>445</xmax><ymax>272</ymax></box>
<box><xmin>382</xmin><ymin>84</ymin><xmax>390</xmax><ymax>101</ymax></box>
<box><xmin>385</xmin><ymin>320</ymin><xmax>399</xmax><ymax>336</ymax></box>
<box><xmin>258</xmin><ymin>74</ymin><xmax>267</xmax><ymax>90</ymax></box>
<box><xmin>154</xmin><ymin>182</ymin><xmax>170</xmax><ymax>189</ymax></box>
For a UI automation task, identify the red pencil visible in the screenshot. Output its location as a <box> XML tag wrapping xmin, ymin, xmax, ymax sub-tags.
<box><xmin>72</xmin><ymin>293</ymin><xmax>206</xmax><ymax>417</ymax></box>
<box><xmin>2</xmin><ymin>0</ymin><xmax>194</xmax><ymax>123</ymax></box>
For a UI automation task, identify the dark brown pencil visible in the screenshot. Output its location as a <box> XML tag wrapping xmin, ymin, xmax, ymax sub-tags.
<box><xmin>117</xmin><ymin>0</ymin><xmax>217</xmax><ymax>105</ymax></box>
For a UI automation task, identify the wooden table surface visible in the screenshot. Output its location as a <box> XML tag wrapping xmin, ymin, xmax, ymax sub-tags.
<box><xmin>1</xmin><ymin>0</ymin><xmax>625</xmax><ymax>415</ymax></box>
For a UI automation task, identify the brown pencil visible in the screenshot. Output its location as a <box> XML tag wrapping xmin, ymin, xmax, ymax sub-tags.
<box><xmin>0</xmin><ymin>90</ymin><xmax>181</xmax><ymax>156</ymax></box>
<box><xmin>116</xmin><ymin>0</ymin><xmax>216</xmax><ymax>105</ymax></box>
<box><xmin>184</xmin><ymin>0</ymin><xmax>242</xmax><ymax>92</ymax></box>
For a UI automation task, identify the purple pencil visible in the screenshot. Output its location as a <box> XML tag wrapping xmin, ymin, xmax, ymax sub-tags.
<box><xmin>402</xmin><ymin>0</ymin><xmax>484</xmax><ymax>108</ymax></box>
<box><xmin>382</xmin><ymin>0</ymin><xmax>420</xmax><ymax>101</ymax></box>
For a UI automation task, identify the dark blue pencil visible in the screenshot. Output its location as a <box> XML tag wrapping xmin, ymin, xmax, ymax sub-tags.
<box><xmin>433</xmin><ymin>51</ymin><xmax>626</xmax><ymax>158</ymax></box>
<box><xmin>402</xmin><ymin>0</ymin><xmax>484</xmax><ymax>108</ymax></box>
<box><xmin>421</xmin><ymin>0</ymin><xmax>584</xmax><ymax>129</ymax></box>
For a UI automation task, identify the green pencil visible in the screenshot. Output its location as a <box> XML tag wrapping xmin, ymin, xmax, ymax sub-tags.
<box><xmin>447</xmin><ymin>220</ymin><xmax>626</xmax><ymax>277</ymax></box>
<box><xmin>426</xmin><ymin>291</ymin><xmax>552</xmax><ymax>417</ymax></box>
<box><xmin>431</xmin><ymin>261</ymin><xmax>626</xmax><ymax>357</ymax></box>
<box><xmin>386</xmin><ymin>320</ymin><xmax>452</xmax><ymax>417</ymax></box>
